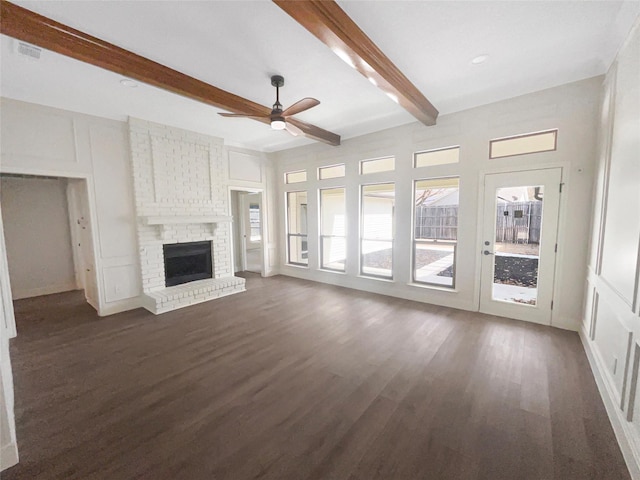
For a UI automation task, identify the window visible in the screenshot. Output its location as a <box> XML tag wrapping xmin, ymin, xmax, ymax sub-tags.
<box><xmin>360</xmin><ymin>157</ymin><xmax>395</xmax><ymax>175</ymax></box>
<box><xmin>489</xmin><ymin>129</ymin><xmax>557</xmax><ymax>159</ymax></box>
<box><xmin>285</xmin><ymin>170</ymin><xmax>307</xmax><ymax>184</ymax></box>
<box><xmin>414</xmin><ymin>146</ymin><xmax>460</xmax><ymax>168</ymax></box>
<box><xmin>286</xmin><ymin>191</ymin><xmax>308</xmax><ymax>266</ymax></box>
<box><xmin>413</xmin><ymin>177</ymin><xmax>459</xmax><ymax>288</ymax></box>
<box><xmin>249</xmin><ymin>202</ymin><xmax>261</xmax><ymax>241</ymax></box>
<box><xmin>320</xmin><ymin>188</ymin><xmax>346</xmax><ymax>271</ymax></box>
<box><xmin>361</xmin><ymin>183</ymin><xmax>395</xmax><ymax>278</ymax></box>
<box><xmin>319</xmin><ymin>164</ymin><xmax>345</xmax><ymax>180</ymax></box>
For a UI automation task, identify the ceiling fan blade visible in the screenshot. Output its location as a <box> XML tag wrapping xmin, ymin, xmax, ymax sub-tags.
<box><xmin>282</xmin><ymin>98</ymin><xmax>320</xmax><ymax>117</ymax></box>
<box><xmin>218</xmin><ymin>112</ymin><xmax>269</xmax><ymax>119</ymax></box>
<box><xmin>287</xmin><ymin>118</ymin><xmax>340</xmax><ymax>146</ymax></box>
<box><xmin>285</xmin><ymin>121</ymin><xmax>304</xmax><ymax>137</ymax></box>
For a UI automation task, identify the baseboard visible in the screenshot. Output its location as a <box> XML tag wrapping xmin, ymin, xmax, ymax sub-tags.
<box><xmin>580</xmin><ymin>325</ymin><xmax>640</xmax><ymax>479</ymax></box>
<box><xmin>12</xmin><ymin>283</ymin><xmax>78</xmax><ymax>300</ymax></box>
<box><xmin>1</xmin><ymin>441</ymin><xmax>18</xmax><ymax>472</ymax></box>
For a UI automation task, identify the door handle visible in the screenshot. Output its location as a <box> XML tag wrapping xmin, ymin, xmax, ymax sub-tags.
<box><xmin>483</xmin><ymin>250</ymin><xmax>494</xmax><ymax>255</ymax></box>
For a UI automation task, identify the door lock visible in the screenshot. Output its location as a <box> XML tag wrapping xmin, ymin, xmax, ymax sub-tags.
<box><xmin>483</xmin><ymin>250</ymin><xmax>494</xmax><ymax>255</ymax></box>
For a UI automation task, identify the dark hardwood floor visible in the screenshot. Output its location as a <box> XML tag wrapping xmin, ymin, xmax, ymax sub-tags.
<box><xmin>4</xmin><ymin>274</ymin><xmax>629</xmax><ymax>479</ymax></box>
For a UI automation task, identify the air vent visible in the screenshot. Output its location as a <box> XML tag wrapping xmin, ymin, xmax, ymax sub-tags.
<box><xmin>14</xmin><ymin>40</ymin><xmax>42</xmax><ymax>60</ymax></box>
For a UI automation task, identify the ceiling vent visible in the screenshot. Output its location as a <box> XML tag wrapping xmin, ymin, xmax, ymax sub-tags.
<box><xmin>14</xmin><ymin>40</ymin><xmax>42</xmax><ymax>60</ymax></box>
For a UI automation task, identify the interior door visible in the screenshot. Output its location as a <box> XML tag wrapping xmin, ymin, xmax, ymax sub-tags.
<box><xmin>479</xmin><ymin>168</ymin><xmax>562</xmax><ymax>325</ymax></box>
<box><xmin>68</xmin><ymin>180</ymin><xmax>99</xmax><ymax>308</ymax></box>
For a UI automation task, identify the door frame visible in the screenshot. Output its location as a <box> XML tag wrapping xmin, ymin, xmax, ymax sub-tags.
<box><xmin>228</xmin><ymin>186</ymin><xmax>265</xmax><ymax>276</ymax></box>
<box><xmin>474</xmin><ymin>162</ymin><xmax>567</xmax><ymax>326</ymax></box>
<box><xmin>0</xmin><ymin>167</ymin><xmax>103</xmax><ymax>322</ymax></box>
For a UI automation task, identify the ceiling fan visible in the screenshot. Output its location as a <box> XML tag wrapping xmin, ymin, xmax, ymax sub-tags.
<box><xmin>219</xmin><ymin>75</ymin><xmax>320</xmax><ymax>137</ymax></box>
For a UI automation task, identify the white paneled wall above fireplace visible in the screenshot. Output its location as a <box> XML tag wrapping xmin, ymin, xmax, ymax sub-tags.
<box><xmin>128</xmin><ymin>118</ymin><xmax>245</xmax><ymax>313</ymax></box>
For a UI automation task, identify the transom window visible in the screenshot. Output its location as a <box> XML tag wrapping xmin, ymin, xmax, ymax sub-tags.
<box><xmin>490</xmin><ymin>129</ymin><xmax>557</xmax><ymax>159</ymax></box>
<box><xmin>285</xmin><ymin>170</ymin><xmax>307</xmax><ymax>184</ymax></box>
<box><xmin>360</xmin><ymin>157</ymin><xmax>395</xmax><ymax>175</ymax></box>
<box><xmin>319</xmin><ymin>164</ymin><xmax>345</xmax><ymax>180</ymax></box>
<box><xmin>414</xmin><ymin>146</ymin><xmax>460</xmax><ymax>168</ymax></box>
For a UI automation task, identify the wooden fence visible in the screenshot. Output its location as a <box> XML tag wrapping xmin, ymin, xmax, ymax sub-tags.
<box><xmin>415</xmin><ymin>201</ymin><xmax>542</xmax><ymax>244</ymax></box>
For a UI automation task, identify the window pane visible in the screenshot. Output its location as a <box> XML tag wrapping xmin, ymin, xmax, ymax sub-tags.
<box><xmin>319</xmin><ymin>164</ymin><xmax>345</xmax><ymax>180</ymax></box>
<box><xmin>286</xmin><ymin>191</ymin><xmax>308</xmax><ymax>266</ymax></box>
<box><xmin>286</xmin><ymin>191</ymin><xmax>307</xmax><ymax>235</ymax></box>
<box><xmin>285</xmin><ymin>170</ymin><xmax>307</xmax><ymax>183</ymax></box>
<box><xmin>249</xmin><ymin>203</ymin><xmax>261</xmax><ymax>241</ymax></box>
<box><xmin>320</xmin><ymin>187</ymin><xmax>346</xmax><ymax>271</ymax></box>
<box><xmin>321</xmin><ymin>236</ymin><xmax>346</xmax><ymax>271</ymax></box>
<box><xmin>361</xmin><ymin>240</ymin><xmax>393</xmax><ymax>278</ymax></box>
<box><xmin>288</xmin><ymin>235</ymin><xmax>308</xmax><ymax>265</ymax></box>
<box><xmin>320</xmin><ymin>188</ymin><xmax>345</xmax><ymax>236</ymax></box>
<box><xmin>361</xmin><ymin>183</ymin><xmax>394</xmax><ymax>278</ymax></box>
<box><xmin>490</xmin><ymin>130</ymin><xmax>557</xmax><ymax>159</ymax></box>
<box><xmin>492</xmin><ymin>186</ymin><xmax>543</xmax><ymax>305</ymax></box>
<box><xmin>361</xmin><ymin>157</ymin><xmax>395</xmax><ymax>174</ymax></box>
<box><xmin>414</xmin><ymin>177</ymin><xmax>459</xmax><ymax>287</ymax></box>
<box><xmin>414</xmin><ymin>242</ymin><xmax>456</xmax><ymax>286</ymax></box>
<box><xmin>415</xmin><ymin>146</ymin><xmax>459</xmax><ymax>167</ymax></box>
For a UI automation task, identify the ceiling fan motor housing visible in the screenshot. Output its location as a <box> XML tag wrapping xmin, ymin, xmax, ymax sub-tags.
<box><xmin>270</xmin><ymin>75</ymin><xmax>284</xmax><ymax>88</ymax></box>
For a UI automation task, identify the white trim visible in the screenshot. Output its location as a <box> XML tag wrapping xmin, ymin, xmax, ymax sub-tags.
<box><xmin>580</xmin><ymin>326</ymin><xmax>640</xmax><ymax>479</ymax></box>
<box><xmin>0</xmin><ymin>442</ymin><xmax>18</xmax><ymax>472</ymax></box>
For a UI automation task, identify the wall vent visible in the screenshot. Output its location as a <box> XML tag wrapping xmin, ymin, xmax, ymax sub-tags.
<box><xmin>14</xmin><ymin>40</ymin><xmax>42</xmax><ymax>60</ymax></box>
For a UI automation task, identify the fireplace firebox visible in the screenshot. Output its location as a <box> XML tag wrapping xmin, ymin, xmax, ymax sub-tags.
<box><xmin>163</xmin><ymin>241</ymin><xmax>212</xmax><ymax>287</ymax></box>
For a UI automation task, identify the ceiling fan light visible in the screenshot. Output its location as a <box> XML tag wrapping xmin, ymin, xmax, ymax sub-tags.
<box><xmin>271</xmin><ymin>118</ymin><xmax>286</xmax><ymax>130</ymax></box>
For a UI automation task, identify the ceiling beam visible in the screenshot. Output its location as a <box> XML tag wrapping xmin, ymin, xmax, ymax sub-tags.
<box><xmin>0</xmin><ymin>0</ymin><xmax>341</xmax><ymax>146</ymax></box>
<box><xmin>273</xmin><ymin>0</ymin><xmax>439</xmax><ymax>126</ymax></box>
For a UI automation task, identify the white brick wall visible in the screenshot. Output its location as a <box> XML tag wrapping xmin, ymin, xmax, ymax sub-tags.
<box><xmin>128</xmin><ymin>118</ymin><xmax>244</xmax><ymax>313</ymax></box>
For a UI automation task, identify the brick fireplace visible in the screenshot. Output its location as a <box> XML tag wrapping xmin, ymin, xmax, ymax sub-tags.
<box><xmin>129</xmin><ymin>118</ymin><xmax>245</xmax><ymax>314</ymax></box>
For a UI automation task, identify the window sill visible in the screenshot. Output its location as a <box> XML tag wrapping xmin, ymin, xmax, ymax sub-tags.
<box><xmin>358</xmin><ymin>275</ymin><xmax>395</xmax><ymax>283</ymax></box>
<box><xmin>318</xmin><ymin>268</ymin><xmax>347</xmax><ymax>275</ymax></box>
<box><xmin>407</xmin><ymin>282</ymin><xmax>458</xmax><ymax>293</ymax></box>
<box><xmin>285</xmin><ymin>263</ymin><xmax>309</xmax><ymax>269</ymax></box>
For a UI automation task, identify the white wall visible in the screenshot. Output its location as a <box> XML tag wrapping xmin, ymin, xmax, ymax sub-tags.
<box><xmin>1</xmin><ymin>176</ymin><xmax>76</xmax><ymax>299</ymax></box>
<box><xmin>0</xmin><ymin>98</ymin><xmax>140</xmax><ymax>316</ymax></box>
<box><xmin>275</xmin><ymin>76</ymin><xmax>602</xmax><ymax>331</ymax></box>
<box><xmin>581</xmin><ymin>20</ymin><xmax>640</xmax><ymax>479</ymax></box>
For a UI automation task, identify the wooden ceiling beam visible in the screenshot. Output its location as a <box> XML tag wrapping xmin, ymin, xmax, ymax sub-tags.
<box><xmin>0</xmin><ymin>1</ymin><xmax>341</xmax><ymax>146</ymax></box>
<box><xmin>273</xmin><ymin>0</ymin><xmax>439</xmax><ymax>126</ymax></box>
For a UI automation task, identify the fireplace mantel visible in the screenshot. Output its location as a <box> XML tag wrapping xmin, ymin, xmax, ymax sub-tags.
<box><xmin>140</xmin><ymin>215</ymin><xmax>232</xmax><ymax>226</ymax></box>
<box><xmin>140</xmin><ymin>215</ymin><xmax>232</xmax><ymax>240</ymax></box>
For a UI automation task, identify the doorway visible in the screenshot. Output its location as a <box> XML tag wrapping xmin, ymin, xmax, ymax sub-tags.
<box><xmin>479</xmin><ymin>168</ymin><xmax>562</xmax><ymax>325</ymax></box>
<box><xmin>230</xmin><ymin>189</ymin><xmax>264</xmax><ymax>275</ymax></box>
<box><xmin>0</xmin><ymin>174</ymin><xmax>99</xmax><ymax>319</ymax></box>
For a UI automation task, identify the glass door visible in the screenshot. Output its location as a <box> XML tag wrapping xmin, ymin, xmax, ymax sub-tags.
<box><xmin>479</xmin><ymin>168</ymin><xmax>562</xmax><ymax>325</ymax></box>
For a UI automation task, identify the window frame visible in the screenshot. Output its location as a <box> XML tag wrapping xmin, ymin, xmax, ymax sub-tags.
<box><xmin>318</xmin><ymin>163</ymin><xmax>346</xmax><ymax>180</ymax></box>
<box><xmin>285</xmin><ymin>170</ymin><xmax>308</xmax><ymax>184</ymax></box>
<box><xmin>319</xmin><ymin>187</ymin><xmax>347</xmax><ymax>272</ymax></box>
<box><xmin>411</xmin><ymin>177</ymin><xmax>460</xmax><ymax>289</ymax></box>
<box><xmin>359</xmin><ymin>156</ymin><xmax>395</xmax><ymax>175</ymax></box>
<box><xmin>285</xmin><ymin>190</ymin><xmax>309</xmax><ymax>267</ymax></box>
<box><xmin>360</xmin><ymin>182</ymin><xmax>395</xmax><ymax>280</ymax></box>
<box><xmin>414</xmin><ymin>145</ymin><xmax>460</xmax><ymax>168</ymax></box>
<box><xmin>489</xmin><ymin>129</ymin><xmax>558</xmax><ymax>159</ymax></box>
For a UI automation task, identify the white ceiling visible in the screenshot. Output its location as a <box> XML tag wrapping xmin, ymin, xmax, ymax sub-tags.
<box><xmin>1</xmin><ymin>1</ymin><xmax>638</xmax><ymax>152</ymax></box>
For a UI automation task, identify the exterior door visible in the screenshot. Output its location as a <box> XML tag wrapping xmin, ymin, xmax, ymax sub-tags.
<box><xmin>479</xmin><ymin>168</ymin><xmax>562</xmax><ymax>325</ymax></box>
